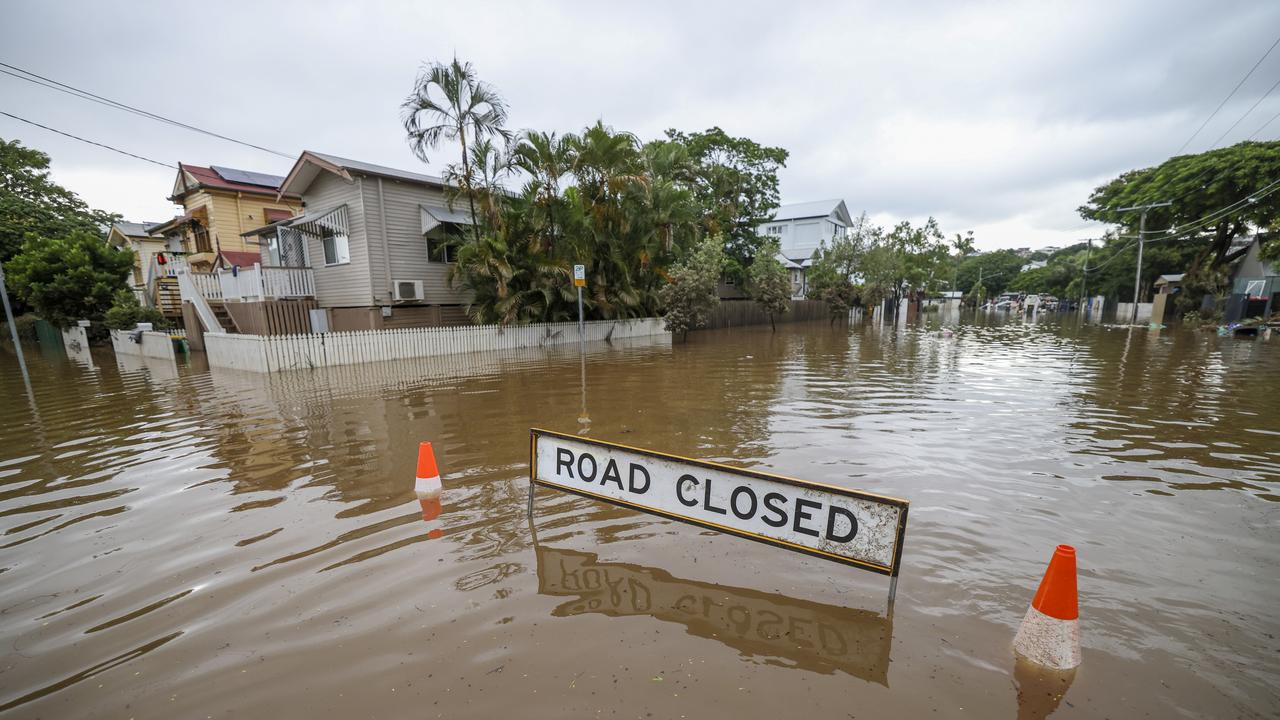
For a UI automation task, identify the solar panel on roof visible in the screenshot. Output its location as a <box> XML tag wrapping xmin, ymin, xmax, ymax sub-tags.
<box><xmin>210</xmin><ymin>165</ymin><xmax>285</xmax><ymax>188</ymax></box>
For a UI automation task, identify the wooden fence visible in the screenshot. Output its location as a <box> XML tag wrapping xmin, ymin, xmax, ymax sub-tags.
<box><xmin>203</xmin><ymin>317</ymin><xmax>668</xmax><ymax>373</ymax></box>
<box><xmin>702</xmin><ymin>299</ymin><xmax>830</xmax><ymax>329</ymax></box>
<box><xmin>223</xmin><ymin>299</ymin><xmax>318</xmax><ymax>336</ymax></box>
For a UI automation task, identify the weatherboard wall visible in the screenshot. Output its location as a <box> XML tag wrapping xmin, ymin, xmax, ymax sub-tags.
<box><xmin>301</xmin><ymin>171</ymin><xmax>373</xmax><ymax>308</ymax></box>
<box><xmin>359</xmin><ymin>175</ymin><xmax>472</xmax><ymax>306</ymax></box>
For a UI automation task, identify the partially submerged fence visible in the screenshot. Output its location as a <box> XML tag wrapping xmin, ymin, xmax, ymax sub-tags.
<box><xmin>703</xmin><ymin>299</ymin><xmax>830</xmax><ymax>329</ymax></box>
<box><xmin>204</xmin><ymin>317</ymin><xmax>668</xmax><ymax>372</ymax></box>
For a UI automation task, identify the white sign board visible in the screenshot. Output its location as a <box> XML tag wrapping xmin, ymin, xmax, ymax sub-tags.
<box><xmin>531</xmin><ymin>429</ymin><xmax>909</xmax><ymax>575</ymax></box>
<box><xmin>573</xmin><ymin>264</ymin><xmax>586</xmax><ymax>280</ymax></box>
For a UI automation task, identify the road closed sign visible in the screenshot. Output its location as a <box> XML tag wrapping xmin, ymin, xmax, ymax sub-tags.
<box><xmin>573</xmin><ymin>264</ymin><xmax>586</xmax><ymax>287</ymax></box>
<box><xmin>530</xmin><ymin>429</ymin><xmax>909</xmax><ymax>575</ymax></box>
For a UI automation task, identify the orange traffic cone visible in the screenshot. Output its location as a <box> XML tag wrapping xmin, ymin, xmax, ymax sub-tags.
<box><xmin>1013</xmin><ymin>545</ymin><xmax>1081</xmax><ymax>670</ymax></box>
<box><xmin>415</xmin><ymin>442</ymin><xmax>442</xmax><ymax>500</ymax></box>
<box><xmin>419</xmin><ymin>497</ymin><xmax>441</xmax><ymax>522</ymax></box>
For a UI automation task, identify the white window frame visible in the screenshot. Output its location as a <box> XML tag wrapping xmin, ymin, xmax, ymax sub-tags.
<box><xmin>313</xmin><ymin>206</ymin><xmax>350</xmax><ymax>267</ymax></box>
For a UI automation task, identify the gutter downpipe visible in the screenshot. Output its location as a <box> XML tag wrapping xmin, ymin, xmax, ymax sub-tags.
<box><xmin>377</xmin><ymin>177</ymin><xmax>393</xmax><ymax>304</ymax></box>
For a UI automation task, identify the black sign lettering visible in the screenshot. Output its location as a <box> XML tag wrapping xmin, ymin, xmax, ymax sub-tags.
<box><xmin>703</xmin><ymin>477</ymin><xmax>728</xmax><ymax>515</ymax></box>
<box><xmin>825</xmin><ymin>505</ymin><xmax>858</xmax><ymax>543</ymax></box>
<box><xmin>676</xmin><ymin>474</ymin><xmax>699</xmax><ymax>507</ymax></box>
<box><xmin>629</xmin><ymin>463</ymin><xmax>651</xmax><ymax>494</ymax></box>
<box><xmin>793</xmin><ymin>498</ymin><xmax>821</xmax><ymax>537</ymax></box>
<box><xmin>762</xmin><ymin>492</ymin><xmax>789</xmax><ymax>528</ymax></box>
<box><xmin>730</xmin><ymin>486</ymin><xmax>758</xmax><ymax>520</ymax></box>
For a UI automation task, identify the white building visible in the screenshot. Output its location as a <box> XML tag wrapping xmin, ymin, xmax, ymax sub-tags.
<box><xmin>759</xmin><ymin>199</ymin><xmax>854</xmax><ymax>299</ymax></box>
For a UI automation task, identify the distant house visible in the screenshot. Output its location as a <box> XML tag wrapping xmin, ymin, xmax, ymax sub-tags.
<box><xmin>1225</xmin><ymin>237</ymin><xmax>1279</xmax><ymax>322</ymax></box>
<box><xmin>147</xmin><ymin>164</ymin><xmax>302</xmax><ymax>272</ymax></box>
<box><xmin>1021</xmin><ymin>260</ymin><xmax>1047</xmax><ymax>273</ymax></box>
<box><xmin>106</xmin><ymin>221</ymin><xmax>166</xmax><ymax>298</ymax></box>
<box><xmin>758</xmin><ymin>199</ymin><xmax>854</xmax><ymax>299</ymax></box>
<box><xmin>241</xmin><ymin>151</ymin><xmax>474</xmax><ymax>330</ymax></box>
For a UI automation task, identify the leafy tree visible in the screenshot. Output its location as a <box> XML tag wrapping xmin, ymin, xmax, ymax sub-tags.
<box><xmin>664</xmin><ymin>127</ymin><xmax>788</xmax><ymax>276</ymax></box>
<box><xmin>1078</xmin><ymin>140</ymin><xmax>1280</xmax><ymax>303</ymax></box>
<box><xmin>954</xmin><ymin>250</ymin><xmax>1026</xmax><ymax>296</ymax></box>
<box><xmin>806</xmin><ymin>215</ymin><xmax>870</xmax><ymax>321</ymax></box>
<box><xmin>860</xmin><ymin>217</ymin><xmax>949</xmax><ymax>310</ymax></box>
<box><xmin>660</xmin><ymin>235</ymin><xmax>725</xmax><ymax>340</ymax></box>
<box><xmin>747</xmin><ymin>240</ymin><xmax>791</xmax><ymax>330</ymax></box>
<box><xmin>103</xmin><ymin>288</ymin><xmax>170</xmax><ymax>331</ymax></box>
<box><xmin>402</xmin><ymin>56</ymin><xmax>511</xmax><ymax>244</ymax></box>
<box><xmin>1</xmin><ymin>138</ymin><xmax>118</xmax><ymax>263</ymax></box>
<box><xmin>5</xmin><ymin>230</ymin><xmax>132</xmax><ymax>327</ymax></box>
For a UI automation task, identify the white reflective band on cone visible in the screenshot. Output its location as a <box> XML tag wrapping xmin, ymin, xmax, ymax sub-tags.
<box><xmin>415</xmin><ymin>475</ymin><xmax>442</xmax><ymax>499</ymax></box>
<box><xmin>1013</xmin><ymin>606</ymin><xmax>1081</xmax><ymax>670</ymax></box>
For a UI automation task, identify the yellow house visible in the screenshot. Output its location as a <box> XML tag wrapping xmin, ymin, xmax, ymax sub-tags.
<box><xmin>148</xmin><ymin>164</ymin><xmax>302</xmax><ymax>271</ymax></box>
<box><xmin>106</xmin><ymin>221</ymin><xmax>168</xmax><ymax>294</ymax></box>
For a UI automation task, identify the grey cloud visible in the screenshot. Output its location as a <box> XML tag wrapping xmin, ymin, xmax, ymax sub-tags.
<box><xmin>1</xmin><ymin>0</ymin><xmax>1278</xmax><ymax>249</ymax></box>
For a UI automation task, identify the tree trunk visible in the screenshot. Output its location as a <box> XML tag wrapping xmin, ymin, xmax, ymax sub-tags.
<box><xmin>770</xmin><ymin>313</ymin><xmax>776</xmax><ymax>332</ymax></box>
<box><xmin>458</xmin><ymin>127</ymin><xmax>482</xmax><ymax>246</ymax></box>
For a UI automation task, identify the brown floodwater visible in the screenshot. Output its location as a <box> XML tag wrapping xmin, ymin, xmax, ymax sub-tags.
<box><xmin>0</xmin><ymin>316</ymin><xmax>1277</xmax><ymax>719</ymax></box>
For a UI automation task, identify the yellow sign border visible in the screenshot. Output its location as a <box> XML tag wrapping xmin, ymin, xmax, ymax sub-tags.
<box><xmin>530</xmin><ymin>428</ymin><xmax>910</xmax><ymax>577</ymax></box>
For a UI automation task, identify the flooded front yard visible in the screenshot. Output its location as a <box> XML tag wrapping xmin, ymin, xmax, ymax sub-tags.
<box><xmin>1</xmin><ymin>318</ymin><xmax>1276</xmax><ymax>718</ymax></box>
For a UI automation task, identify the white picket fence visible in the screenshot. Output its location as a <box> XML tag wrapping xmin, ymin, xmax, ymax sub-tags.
<box><xmin>203</xmin><ymin>317</ymin><xmax>668</xmax><ymax>373</ymax></box>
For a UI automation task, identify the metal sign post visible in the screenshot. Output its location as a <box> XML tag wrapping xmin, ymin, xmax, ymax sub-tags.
<box><xmin>573</xmin><ymin>264</ymin><xmax>586</xmax><ymax>352</ymax></box>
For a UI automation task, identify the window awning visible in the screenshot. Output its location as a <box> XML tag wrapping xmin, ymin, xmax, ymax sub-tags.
<box><xmin>421</xmin><ymin>204</ymin><xmax>474</xmax><ymax>234</ymax></box>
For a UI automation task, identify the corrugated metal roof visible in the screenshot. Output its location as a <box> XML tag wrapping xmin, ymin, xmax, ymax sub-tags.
<box><xmin>113</xmin><ymin>221</ymin><xmax>163</xmax><ymax>238</ymax></box>
<box><xmin>771</xmin><ymin>199</ymin><xmax>846</xmax><ymax>221</ymax></box>
<box><xmin>309</xmin><ymin>151</ymin><xmax>449</xmax><ymax>187</ymax></box>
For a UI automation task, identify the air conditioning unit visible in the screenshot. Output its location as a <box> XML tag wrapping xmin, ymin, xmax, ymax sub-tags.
<box><xmin>393</xmin><ymin>280</ymin><xmax>424</xmax><ymax>302</ymax></box>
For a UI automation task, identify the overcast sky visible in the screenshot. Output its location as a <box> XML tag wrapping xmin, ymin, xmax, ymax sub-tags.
<box><xmin>3</xmin><ymin>1</ymin><xmax>1279</xmax><ymax>250</ymax></box>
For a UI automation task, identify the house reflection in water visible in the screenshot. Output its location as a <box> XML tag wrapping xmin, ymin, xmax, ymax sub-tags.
<box><xmin>534</xmin><ymin>546</ymin><xmax>892</xmax><ymax>685</ymax></box>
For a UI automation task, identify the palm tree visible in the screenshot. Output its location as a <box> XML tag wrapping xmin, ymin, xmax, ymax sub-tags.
<box><xmin>402</xmin><ymin>57</ymin><xmax>511</xmax><ymax>245</ymax></box>
<box><xmin>512</xmin><ymin>130</ymin><xmax>574</xmax><ymax>253</ymax></box>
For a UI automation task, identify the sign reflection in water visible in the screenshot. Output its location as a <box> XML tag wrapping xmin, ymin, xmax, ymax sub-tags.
<box><xmin>534</xmin><ymin>546</ymin><xmax>893</xmax><ymax>685</ymax></box>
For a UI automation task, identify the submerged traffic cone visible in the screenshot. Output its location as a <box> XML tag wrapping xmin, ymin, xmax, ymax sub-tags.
<box><xmin>1013</xmin><ymin>544</ymin><xmax>1081</xmax><ymax>670</ymax></box>
<box><xmin>415</xmin><ymin>442</ymin><xmax>442</xmax><ymax>500</ymax></box>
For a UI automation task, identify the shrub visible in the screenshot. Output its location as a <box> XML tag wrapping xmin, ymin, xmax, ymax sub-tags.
<box><xmin>103</xmin><ymin>289</ymin><xmax>170</xmax><ymax>331</ymax></box>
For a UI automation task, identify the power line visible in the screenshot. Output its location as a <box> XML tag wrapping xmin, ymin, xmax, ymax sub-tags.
<box><xmin>1252</xmin><ymin>106</ymin><xmax>1280</xmax><ymax>138</ymax></box>
<box><xmin>1206</xmin><ymin>75</ymin><xmax>1280</xmax><ymax>149</ymax></box>
<box><xmin>0</xmin><ymin>110</ymin><xmax>175</xmax><ymax>169</ymax></box>
<box><xmin>1174</xmin><ymin>32</ymin><xmax>1280</xmax><ymax>156</ymax></box>
<box><xmin>1081</xmin><ymin>177</ymin><xmax>1280</xmax><ymax>274</ymax></box>
<box><xmin>0</xmin><ymin>61</ymin><xmax>294</xmax><ymax>159</ymax></box>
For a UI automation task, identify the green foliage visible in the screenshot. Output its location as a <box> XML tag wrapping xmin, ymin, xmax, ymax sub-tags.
<box><xmin>746</xmin><ymin>240</ymin><xmax>791</xmax><ymax>329</ymax></box>
<box><xmin>4</xmin><ymin>230</ymin><xmax>132</xmax><ymax>327</ymax></box>
<box><xmin>806</xmin><ymin>216</ymin><xmax>869</xmax><ymax>320</ymax></box>
<box><xmin>402</xmin><ymin>56</ymin><xmax>511</xmax><ymax>244</ymax></box>
<box><xmin>859</xmin><ymin>216</ymin><xmax>950</xmax><ymax>306</ymax></box>
<box><xmin>659</xmin><ymin>236</ymin><xmax>725</xmax><ymax>338</ymax></box>
<box><xmin>0</xmin><ymin>313</ymin><xmax>38</xmax><ymax>342</ymax></box>
<box><xmin>1078</xmin><ymin>140</ymin><xmax>1280</xmax><ymax>304</ymax></box>
<box><xmin>404</xmin><ymin>60</ymin><xmax>789</xmax><ymax>326</ymax></box>
<box><xmin>103</xmin><ymin>289</ymin><xmax>170</xmax><ymax>331</ymax></box>
<box><xmin>954</xmin><ymin>250</ymin><xmax>1026</xmax><ymax>296</ymax></box>
<box><xmin>965</xmin><ymin>282</ymin><xmax>987</xmax><ymax>307</ymax></box>
<box><xmin>663</xmin><ymin>127</ymin><xmax>788</xmax><ymax>276</ymax></box>
<box><xmin>1</xmin><ymin>138</ymin><xmax>118</xmax><ymax>264</ymax></box>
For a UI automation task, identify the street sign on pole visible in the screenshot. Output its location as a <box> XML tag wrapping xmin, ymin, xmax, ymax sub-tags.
<box><xmin>573</xmin><ymin>264</ymin><xmax>586</xmax><ymax>287</ymax></box>
<box><xmin>530</xmin><ymin>429</ymin><xmax>910</xmax><ymax>576</ymax></box>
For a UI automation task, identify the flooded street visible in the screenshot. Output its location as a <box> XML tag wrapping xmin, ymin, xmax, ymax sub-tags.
<box><xmin>1</xmin><ymin>317</ymin><xmax>1277</xmax><ymax>718</ymax></box>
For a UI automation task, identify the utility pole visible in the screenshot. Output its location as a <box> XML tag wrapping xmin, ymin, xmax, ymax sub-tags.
<box><xmin>0</xmin><ymin>262</ymin><xmax>31</xmax><ymax>388</ymax></box>
<box><xmin>1116</xmin><ymin>201</ymin><xmax>1171</xmax><ymax>325</ymax></box>
<box><xmin>1080</xmin><ymin>238</ymin><xmax>1091</xmax><ymax>314</ymax></box>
